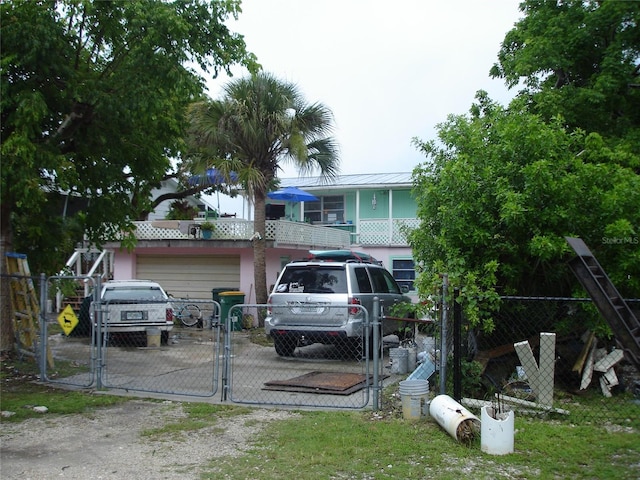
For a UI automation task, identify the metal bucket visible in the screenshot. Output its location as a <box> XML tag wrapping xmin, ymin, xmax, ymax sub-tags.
<box><xmin>390</xmin><ymin>348</ymin><xmax>408</xmax><ymax>374</ymax></box>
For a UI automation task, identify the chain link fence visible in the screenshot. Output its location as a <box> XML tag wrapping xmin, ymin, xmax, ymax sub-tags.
<box><xmin>432</xmin><ymin>294</ymin><xmax>640</xmax><ymax>424</ymax></box>
<box><xmin>9</xmin><ymin>274</ymin><xmax>402</xmax><ymax>410</ymax></box>
<box><xmin>7</xmin><ymin>271</ymin><xmax>638</xmax><ymax>422</ymax></box>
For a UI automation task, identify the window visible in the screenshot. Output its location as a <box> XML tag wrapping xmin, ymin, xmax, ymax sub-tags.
<box><xmin>276</xmin><ymin>266</ymin><xmax>348</xmax><ymax>294</ymax></box>
<box><xmin>103</xmin><ymin>287</ymin><xmax>166</xmax><ymax>301</ymax></box>
<box><xmin>392</xmin><ymin>259</ymin><xmax>415</xmax><ymax>291</ymax></box>
<box><xmin>368</xmin><ymin>268</ymin><xmax>401</xmax><ymax>294</ymax></box>
<box><xmin>354</xmin><ymin>267</ymin><xmax>372</xmax><ymax>293</ymax></box>
<box><xmin>304</xmin><ymin>195</ymin><xmax>344</xmax><ymax>223</ymax></box>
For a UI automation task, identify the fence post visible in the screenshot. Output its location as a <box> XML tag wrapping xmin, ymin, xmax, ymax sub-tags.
<box><xmin>38</xmin><ymin>273</ymin><xmax>47</xmax><ymax>381</ymax></box>
<box><xmin>440</xmin><ymin>274</ymin><xmax>449</xmax><ymax>395</ymax></box>
<box><xmin>453</xmin><ymin>287</ymin><xmax>462</xmax><ymax>400</ymax></box>
<box><xmin>372</xmin><ymin>296</ymin><xmax>380</xmax><ymax>410</ymax></box>
<box><xmin>95</xmin><ymin>276</ymin><xmax>103</xmax><ymax>389</ymax></box>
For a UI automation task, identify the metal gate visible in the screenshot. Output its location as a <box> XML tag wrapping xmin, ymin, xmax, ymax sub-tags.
<box><xmin>223</xmin><ymin>303</ymin><xmax>381</xmax><ymax>410</ymax></box>
<box><xmin>40</xmin><ymin>276</ymin><xmax>386</xmax><ymax>409</ymax></box>
<box><xmin>42</xmin><ymin>276</ymin><xmax>221</xmax><ymax>398</ymax></box>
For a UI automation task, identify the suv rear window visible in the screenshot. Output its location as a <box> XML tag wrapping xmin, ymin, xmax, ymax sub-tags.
<box><xmin>275</xmin><ymin>266</ymin><xmax>348</xmax><ymax>294</ymax></box>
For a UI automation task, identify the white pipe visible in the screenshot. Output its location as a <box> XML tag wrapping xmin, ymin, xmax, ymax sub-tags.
<box><xmin>429</xmin><ymin>394</ymin><xmax>480</xmax><ymax>443</ymax></box>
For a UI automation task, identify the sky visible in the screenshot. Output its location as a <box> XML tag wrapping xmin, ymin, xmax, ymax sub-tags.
<box><xmin>204</xmin><ymin>0</ymin><xmax>524</xmax><ymax>216</ymax></box>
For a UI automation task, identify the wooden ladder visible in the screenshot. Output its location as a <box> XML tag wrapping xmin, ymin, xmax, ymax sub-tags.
<box><xmin>5</xmin><ymin>252</ymin><xmax>53</xmax><ymax>367</ymax></box>
<box><xmin>565</xmin><ymin>237</ymin><xmax>640</xmax><ymax>371</ymax></box>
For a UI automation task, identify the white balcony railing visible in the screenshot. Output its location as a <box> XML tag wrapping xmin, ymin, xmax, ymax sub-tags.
<box><xmin>132</xmin><ymin>217</ymin><xmax>418</xmax><ymax>247</ymax></box>
<box><xmin>133</xmin><ymin>218</ymin><xmax>351</xmax><ymax>249</ymax></box>
<box><xmin>357</xmin><ymin>218</ymin><xmax>419</xmax><ymax>245</ymax></box>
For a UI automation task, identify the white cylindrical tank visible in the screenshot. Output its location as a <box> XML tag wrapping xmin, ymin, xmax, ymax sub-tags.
<box><xmin>429</xmin><ymin>394</ymin><xmax>480</xmax><ymax>443</ymax></box>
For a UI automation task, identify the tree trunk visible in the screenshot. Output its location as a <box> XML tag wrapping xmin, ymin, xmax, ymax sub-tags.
<box><xmin>252</xmin><ymin>191</ymin><xmax>268</xmax><ymax>327</ymax></box>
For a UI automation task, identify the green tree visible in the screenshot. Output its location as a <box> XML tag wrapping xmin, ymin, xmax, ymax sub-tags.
<box><xmin>410</xmin><ymin>0</ymin><xmax>640</xmax><ymax>330</ymax></box>
<box><xmin>186</xmin><ymin>72</ymin><xmax>340</xmax><ymax>320</ymax></box>
<box><xmin>490</xmin><ymin>0</ymin><xmax>640</xmax><ymax>140</ymax></box>
<box><xmin>410</xmin><ymin>94</ymin><xmax>640</xmax><ymax>331</ymax></box>
<box><xmin>1</xmin><ymin>0</ymin><xmax>257</xmax><ymax>352</ymax></box>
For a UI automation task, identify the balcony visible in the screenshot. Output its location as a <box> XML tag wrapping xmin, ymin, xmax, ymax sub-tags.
<box><xmin>134</xmin><ymin>219</ymin><xmax>350</xmax><ymax>249</ymax></box>
<box><xmin>132</xmin><ymin>217</ymin><xmax>419</xmax><ymax>248</ymax></box>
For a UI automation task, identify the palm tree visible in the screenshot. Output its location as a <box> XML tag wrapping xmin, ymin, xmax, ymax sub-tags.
<box><xmin>186</xmin><ymin>72</ymin><xmax>340</xmax><ymax>322</ymax></box>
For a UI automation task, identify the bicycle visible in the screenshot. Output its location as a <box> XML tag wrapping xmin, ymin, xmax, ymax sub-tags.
<box><xmin>174</xmin><ymin>303</ymin><xmax>202</xmax><ymax>327</ymax></box>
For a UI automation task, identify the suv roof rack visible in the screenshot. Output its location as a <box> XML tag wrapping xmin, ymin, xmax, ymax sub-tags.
<box><xmin>299</xmin><ymin>250</ymin><xmax>382</xmax><ymax>265</ymax></box>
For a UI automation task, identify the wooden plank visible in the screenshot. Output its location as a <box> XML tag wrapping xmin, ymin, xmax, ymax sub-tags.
<box><xmin>580</xmin><ymin>340</ymin><xmax>597</xmax><ymax>390</ymax></box>
<box><xmin>572</xmin><ymin>331</ymin><xmax>595</xmax><ymax>373</ymax></box>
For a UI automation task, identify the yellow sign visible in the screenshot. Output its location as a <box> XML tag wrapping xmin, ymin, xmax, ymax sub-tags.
<box><xmin>57</xmin><ymin>305</ymin><xmax>79</xmax><ymax>336</ymax></box>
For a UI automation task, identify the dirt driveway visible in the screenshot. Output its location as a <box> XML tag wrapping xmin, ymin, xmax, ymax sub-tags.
<box><xmin>1</xmin><ymin>399</ymin><xmax>295</xmax><ymax>480</ymax></box>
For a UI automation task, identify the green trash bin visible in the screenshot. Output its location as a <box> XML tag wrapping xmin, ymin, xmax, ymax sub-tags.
<box><xmin>219</xmin><ymin>291</ymin><xmax>245</xmax><ymax>331</ymax></box>
<box><xmin>212</xmin><ymin>288</ymin><xmax>234</xmax><ymax>304</ymax></box>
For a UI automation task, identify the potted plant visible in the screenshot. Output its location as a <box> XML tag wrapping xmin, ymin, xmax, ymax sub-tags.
<box><xmin>200</xmin><ymin>221</ymin><xmax>215</xmax><ymax>239</ymax></box>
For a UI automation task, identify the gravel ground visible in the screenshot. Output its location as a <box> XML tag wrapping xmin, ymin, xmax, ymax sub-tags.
<box><xmin>0</xmin><ymin>400</ymin><xmax>296</xmax><ymax>480</ymax></box>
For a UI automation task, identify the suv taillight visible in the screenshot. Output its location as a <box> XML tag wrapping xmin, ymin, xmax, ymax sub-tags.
<box><xmin>349</xmin><ymin>297</ymin><xmax>361</xmax><ymax>315</ymax></box>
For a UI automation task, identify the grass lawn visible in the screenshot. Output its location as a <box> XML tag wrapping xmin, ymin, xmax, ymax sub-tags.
<box><xmin>2</xmin><ymin>354</ymin><xmax>638</xmax><ymax>479</ymax></box>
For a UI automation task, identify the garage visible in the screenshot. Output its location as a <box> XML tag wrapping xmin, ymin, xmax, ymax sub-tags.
<box><xmin>136</xmin><ymin>255</ymin><xmax>240</xmax><ymax>300</ymax></box>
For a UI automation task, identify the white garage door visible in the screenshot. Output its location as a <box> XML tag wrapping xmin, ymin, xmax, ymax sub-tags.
<box><xmin>136</xmin><ymin>255</ymin><xmax>240</xmax><ymax>300</ymax></box>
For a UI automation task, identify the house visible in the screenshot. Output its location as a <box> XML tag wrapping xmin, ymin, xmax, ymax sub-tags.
<box><xmin>148</xmin><ymin>178</ymin><xmax>218</xmax><ymax>220</ymax></box>
<box><xmin>101</xmin><ymin>172</ymin><xmax>418</xmax><ymax>303</ymax></box>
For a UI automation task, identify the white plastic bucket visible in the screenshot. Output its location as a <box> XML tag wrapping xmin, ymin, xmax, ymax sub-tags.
<box><xmin>481</xmin><ymin>406</ymin><xmax>514</xmax><ymax>455</ymax></box>
<box><xmin>146</xmin><ymin>328</ymin><xmax>161</xmax><ymax>348</ymax></box>
<box><xmin>390</xmin><ymin>348</ymin><xmax>408</xmax><ymax>374</ymax></box>
<box><xmin>429</xmin><ymin>394</ymin><xmax>481</xmax><ymax>443</ymax></box>
<box><xmin>399</xmin><ymin>380</ymin><xmax>430</xmax><ymax>420</ymax></box>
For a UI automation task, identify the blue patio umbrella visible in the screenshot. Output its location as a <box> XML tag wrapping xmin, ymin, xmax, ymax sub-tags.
<box><xmin>187</xmin><ymin>168</ymin><xmax>238</xmax><ymax>187</ymax></box>
<box><xmin>267</xmin><ymin>186</ymin><xmax>318</xmax><ymax>203</ymax></box>
<box><xmin>267</xmin><ymin>187</ymin><xmax>318</xmax><ymax>221</ymax></box>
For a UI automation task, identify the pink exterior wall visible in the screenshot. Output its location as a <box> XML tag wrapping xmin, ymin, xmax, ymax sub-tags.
<box><xmin>112</xmin><ymin>250</ymin><xmax>135</xmax><ymax>280</ymax></box>
<box><xmin>111</xmin><ymin>245</ymin><xmax>315</xmax><ymax>303</ymax></box>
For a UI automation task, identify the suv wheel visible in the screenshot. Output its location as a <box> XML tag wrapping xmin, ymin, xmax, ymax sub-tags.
<box><xmin>274</xmin><ymin>336</ymin><xmax>296</xmax><ymax>357</ymax></box>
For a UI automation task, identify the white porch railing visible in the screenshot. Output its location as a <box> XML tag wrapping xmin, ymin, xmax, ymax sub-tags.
<box><xmin>57</xmin><ymin>248</ymin><xmax>114</xmax><ymax>311</ymax></box>
<box><xmin>134</xmin><ymin>219</ymin><xmax>352</xmax><ymax>249</ymax></box>
<box><xmin>357</xmin><ymin>218</ymin><xmax>419</xmax><ymax>245</ymax></box>
<box><xmin>132</xmin><ymin>217</ymin><xmax>418</xmax><ymax>247</ymax></box>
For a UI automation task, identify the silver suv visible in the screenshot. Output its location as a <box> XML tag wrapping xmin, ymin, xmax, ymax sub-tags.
<box><xmin>265</xmin><ymin>253</ymin><xmax>412</xmax><ymax>357</ymax></box>
<box><xmin>94</xmin><ymin>280</ymin><xmax>174</xmax><ymax>344</ymax></box>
